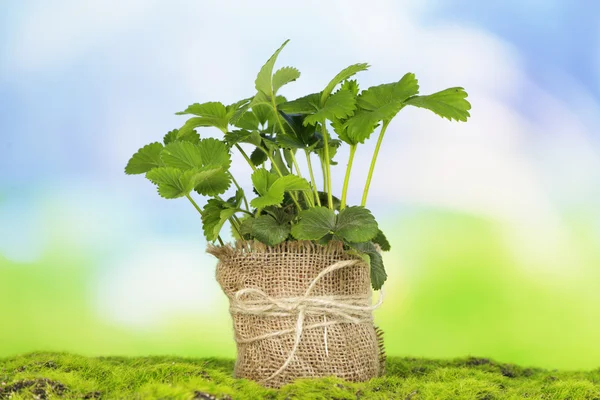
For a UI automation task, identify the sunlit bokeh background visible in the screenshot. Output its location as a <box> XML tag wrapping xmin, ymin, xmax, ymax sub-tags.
<box><xmin>2</xmin><ymin>0</ymin><xmax>599</xmax><ymax>370</ymax></box>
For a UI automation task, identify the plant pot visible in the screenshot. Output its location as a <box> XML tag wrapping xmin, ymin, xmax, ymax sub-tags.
<box><xmin>208</xmin><ymin>240</ymin><xmax>385</xmax><ymax>388</ymax></box>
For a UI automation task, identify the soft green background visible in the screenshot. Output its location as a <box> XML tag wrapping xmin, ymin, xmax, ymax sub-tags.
<box><xmin>2</xmin><ymin>0</ymin><xmax>599</xmax><ymax>370</ymax></box>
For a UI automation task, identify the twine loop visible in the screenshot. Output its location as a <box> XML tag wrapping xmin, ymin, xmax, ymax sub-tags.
<box><xmin>230</xmin><ymin>259</ymin><xmax>384</xmax><ymax>383</ymax></box>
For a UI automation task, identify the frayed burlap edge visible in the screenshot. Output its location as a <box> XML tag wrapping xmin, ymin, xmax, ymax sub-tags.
<box><xmin>207</xmin><ymin>239</ymin><xmax>349</xmax><ymax>260</ymax></box>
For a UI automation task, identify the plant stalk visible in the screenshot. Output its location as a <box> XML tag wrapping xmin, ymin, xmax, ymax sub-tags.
<box><xmin>230</xmin><ymin>216</ymin><xmax>242</xmax><ymax>239</ymax></box>
<box><xmin>305</xmin><ymin>149</ymin><xmax>321</xmax><ymax>206</ymax></box>
<box><xmin>320</xmin><ymin>122</ymin><xmax>334</xmax><ymax>209</ymax></box>
<box><xmin>340</xmin><ymin>144</ymin><xmax>357</xmax><ymax>210</ymax></box>
<box><xmin>289</xmin><ymin>150</ymin><xmax>314</xmax><ymax>207</ymax></box>
<box><xmin>361</xmin><ymin>120</ymin><xmax>390</xmax><ymax>207</ymax></box>
<box><xmin>228</xmin><ymin>172</ymin><xmax>250</xmax><ymax>211</ymax></box>
<box><xmin>320</xmin><ymin>155</ymin><xmax>327</xmax><ymax>193</ymax></box>
<box><xmin>235</xmin><ymin>143</ymin><xmax>256</xmax><ymax>172</ymax></box>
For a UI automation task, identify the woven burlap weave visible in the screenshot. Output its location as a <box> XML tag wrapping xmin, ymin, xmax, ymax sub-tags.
<box><xmin>208</xmin><ymin>240</ymin><xmax>385</xmax><ymax>388</ymax></box>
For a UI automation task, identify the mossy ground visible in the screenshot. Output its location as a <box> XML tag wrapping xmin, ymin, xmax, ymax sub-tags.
<box><xmin>0</xmin><ymin>353</ymin><xmax>598</xmax><ymax>399</ymax></box>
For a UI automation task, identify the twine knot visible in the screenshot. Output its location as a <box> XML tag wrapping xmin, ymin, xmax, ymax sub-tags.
<box><xmin>230</xmin><ymin>259</ymin><xmax>384</xmax><ymax>383</ymax></box>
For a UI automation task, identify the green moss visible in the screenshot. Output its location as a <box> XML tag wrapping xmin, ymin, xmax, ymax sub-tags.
<box><xmin>0</xmin><ymin>353</ymin><xmax>598</xmax><ymax>399</ymax></box>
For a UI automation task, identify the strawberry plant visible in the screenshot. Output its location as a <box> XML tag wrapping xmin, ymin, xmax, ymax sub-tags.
<box><xmin>125</xmin><ymin>40</ymin><xmax>471</xmax><ymax>290</ymax></box>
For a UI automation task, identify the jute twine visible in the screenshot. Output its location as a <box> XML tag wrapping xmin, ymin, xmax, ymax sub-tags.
<box><xmin>209</xmin><ymin>241</ymin><xmax>386</xmax><ymax>388</ymax></box>
<box><xmin>231</xmin><ymin>259</ymin><xmax>384</xmax><ymax>383</ymax></box>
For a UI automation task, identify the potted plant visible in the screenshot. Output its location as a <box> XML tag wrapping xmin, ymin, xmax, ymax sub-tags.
<box><xmin>125</xmin><ymin>40</ymin><xmax>470</xmax><ymax>388</ymax></box>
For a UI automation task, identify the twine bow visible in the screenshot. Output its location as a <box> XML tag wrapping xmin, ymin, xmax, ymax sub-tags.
<box><xmin>230</xmin><ymin>259</ymin><xmax>384</xmax><ymax>383</ymax></box>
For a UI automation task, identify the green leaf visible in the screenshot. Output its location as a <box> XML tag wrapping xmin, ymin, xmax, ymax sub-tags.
<box><xmin>369</xmin><ymin>251</ymin><xmax>386</xmax><ymax>290</ymax></box>
<box><xmin>317</xmin><ymin>192</ymin><xmax>341</xmax><ymax>211</ymax></box>
<box><xmin>331</xmin><ymin>118</ymin><xmax>352</xmax><ymax>144</ymax></box>
<box><xmin>163</xmin><ymin>129</ymin><xmax>199</xmax><ymax>145</ymax></box>
<box><xmin>193</xmin><ymin>169</ymin><xmax>231</xmax><ymax>196</ymax></box>
<box><xmin>249</xmin><ymin>92</ymin><xmax>280</xmax><ymax>127</ymax></box>
<box><xmin>233</xmin><ymin>112</ymin><xmax>260</xmax><ymax>131</ymax></box>
<box><xmin>251</xmin><ymin>168</ymin><xmax>280</xmax><ymax>196</ymax></box>
<box><xmin>250</xmin><ymin>175</ymin><xmax>311</xmax><ymax>208</ymax></box>
<box><xmin>340</xmin><ymin>79</ymin><xmax>360</xmax><ymax>97</ymax></box>
<box><xmin>251</xmin><ymin>214</ymin><xmax>291</xmax><ymax>246</ymax></box>
<box><xmin>314</xmin><ymin>138</ymin><xmax>342</xmax><ymax>165</ymax></box>
<box><xmin>226</xmin><ymin>98</ymin><xmax>252</xmax><ymax>119</ymax></box>
<box><xmin>340</xmin><ymin>111</ymin><xmax>380</xmax><ymax>144</ymax></box>
<box><xmin>224</xmin><ymin>188</ymin><xmax>245</xmax><ymax>209</ymax></box>
<box><xmin>162</xmin><ymin>139</ymin><xmax>230</xmax><ymax>174</ymax></box>
<box><xmin>261</xmin><ymin>137</ymin><xmax>280</xmax><ymax>153</ymax></box>
<box><xmin>161</xmin><ymin>141</ymin><xmax>204</xmax><ymax>170</ymax></box>
<box><xmin>291</xmin><ymin>206</ymin><xmax>336</xmax><ymax>240</ymax></box>
<box><xmin>125</xmin><ymin>142</ymin><xmax>164</xmax><ymax>175</ymax></box>
<box><xmin>255</xmin><ymin>39</ymin><xmax>290</xmax><ymax>98</ymax></box>
<box><xmin>250</xmin><ymin>194</ymin><xmax>282</xmax><ymax>209</ymax></box>
<box><xmin>278</xmin><ymin>112</ymin><xmax>319</xmax><ymax>146</ymax></box>
<box><xmin>320</xmin><ymin>63</ymin><xmax>369</xmax><ymax>105</ymax></box>
<box><xmin>145</xmin><ymin>167</ymin><xmax>217</xmax><ymax>199</ymax></box>
<box><xmin>176</xmin><ymin>102</ymin><xmax>230</xmax><ymax>134</ymax></box>
<box><xmin>201</xmin><ymin>199</ymin><xmax>223</xmax><ymax>241</ymax></box>
<box><xmin>344</xmin><ymin>73</ymin><xmax>420</xmax><ymax>143</ymax></box>
<box><xmin>348</xmin><ymin>241</ymin><xmax>387</xmax><ymax>290</ymax></box>
<box><xmin>283</xmin><ymin>148</ymin><xmax>295</xmax><ymax>170</ymax></box>
<box><xmin>234</xmin><ymin>188</ymin><xmax>245</xmax><ymax>208</ymax></box>
<box><xmin>278</xmin><ymin>93</ymin><xmax>320</xmax><ymax>114</ymax></box>
<box><xmin>335</xmin><ymin>206</ymin><xmax>378</xmax><ymax>243</ymax></box>
<box><xmin>201</xmin><ymin>198</ymin><xmax>236</xmax><ymax>241</ymax></box>
<box><xmin>276</xmin><ymin>132</ymin><xmax>305</xmax><ymax>149</ymax></box>
<box><xmin>330</xmin><ymin>81</ymin><xmax>361</xmax><ymax>144</ymax></box>
<box><xmin>197</xmin><ymin>138</ymin><xmax>231</xmax><ymax>169</ymax></box>
<box><xmin>357</xmin><ymin>73</ymin><xmax>419</xmax><ymax>111</ymax></box>
<box><xmin>304</xmin><ymin>89</ymin><xmax>357</xmax><ymax>126</ymax></box>
<box><xmin>163</xmin><ymin>130</ymin><xmax>178</xmax><ymax>145</ymax></box>
<box><xmin>178</xmin><ymin>115</ymin><xmax>228</xmax><ymax>137</ymax></box>
<box><xmin>372</xmin><ymin>229</ymin><xmax>391</xmax><ymax>251</ymax></box>
<box><xmin>272</xmin><ymin>66</ymin><xmax>300</xmax><ymax>95</ymax></box>
<box><xmin>229</xmin><ymin>99</ymin><xmax>253</xmax><ymax>125</ymax></box>
<box><xmin>250</xmin><ymin>147</ymin><xmax>268</xmax><ymax>166</ymax></box>
<box><xmin>272</xmin><ymin>174</ymin><xmax>311</xmax><ymax>192</ymax></box>
<box><xmin>404</xmin><ymin>87</ymin><xmax>471</xmax><ymax>122</ymax></box>
<box><xmin>239</xmin><ymin>216</ymin><xmax>254</xmax><ymax>237</ymax></box>
<box><xmin>270</xmin><ymin>148</ymin><xmax>291</xmax><ymax>176</ymax></box>
<box><xmin>225</xmin><ymin>130</ymin><xmax>262</xmax><ymax>147</ymax></box>
<box><xmin>249</xmin><ymin>90</ymin><xmax>272</xmax><ymax>108</ymax></box>
<box><xmin>291</xmin><ymin>206</ymin><xmax>378</xmax><ymax>242</ymax></box>
<box><xmin>176</xmin><ymin>101</ymin><xmax>227</xmax><ymax>118</ymax></box>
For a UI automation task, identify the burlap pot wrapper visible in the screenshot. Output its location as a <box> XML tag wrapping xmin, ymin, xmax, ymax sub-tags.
<box><xmin>208</xmin><ymin>240</ymin><xmax>385</xmax><ymax>388</ymax></box>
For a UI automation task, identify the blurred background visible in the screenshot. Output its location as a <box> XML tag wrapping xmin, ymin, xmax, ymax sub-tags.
<box><xmin>1</xmin><ymin>0</ymin><xmax>599</xmax><ymax>370</ymax></box>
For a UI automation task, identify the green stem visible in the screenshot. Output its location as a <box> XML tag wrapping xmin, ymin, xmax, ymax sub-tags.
<box><xmin>235</xmin><ymin>143</ymin><xmax>256</xmax><ymax>172</ymax></box>
<box><xmin>233</xmin><ymin>214</ymin><xmax>243</xmax><ymax>225</ymax></box>
<box><xmin>186</xmin><ymin>194</ymin><xmax>224</xmax><ymax>246</ymax></box>
<box><xmin>362</xmin><ymin>120</ymin><xmax>390</xmax><ymax>207</ymax></box>
<box><xmin>230</xmin><ymin>216</ymin><xmax>242</xmax><ymax>239</ymax></box>
<box><xmin>228</xmin><ymin>172</ymin><xmax>249</xmax><ymax>211</ymax></box>
<box><xmin>236</xmin><ymin>209</ymin><xmax>254</xmax><ymax>216</ymax></box>
<box><xmin>267</xmin><ymin>152</ymin><xmax>284</xmax><ymax>177</ymax></box>
<box><xmin>320</xmin><ymin>155</ymin><xmax>327</xmax><ymax>193</ymax></box>
<box><xmin>341</xmin><ymin>144</ymin><xmax>357</xmax><ymax>210</ymax></box>
<box><xmin>272</xmin><ymin>97</ymin><xmax>288</xmax><ymax>135</ymax></box>
<box><xmin>185</xmin><ymin>193</ymin><xmax>204</xmax><ymax>216</ymax></box>
<box><xmin>289</xmin><ymin>150</ymin><xmax>314</xmax><ymax>207</ymax></box>
<box><xmin>305</xmin><ymin>150</ymin><xmax>321</xmax><ymax>206</ymax></box>
<box><xmin>320</xmin><ymin>122</ymin><xmax>333</xmax><ymax>209</ymax></box>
